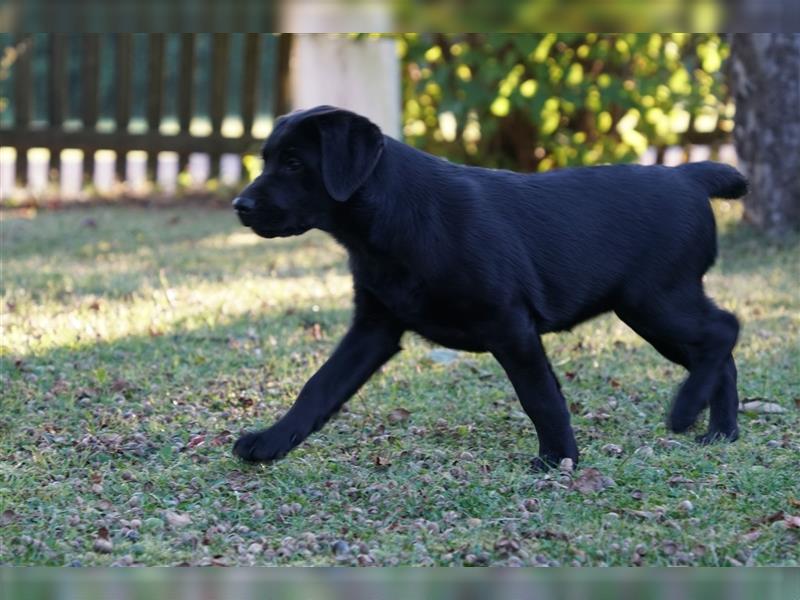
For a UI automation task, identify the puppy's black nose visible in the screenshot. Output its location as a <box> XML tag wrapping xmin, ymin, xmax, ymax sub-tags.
<box><xmin>232</xmin><ymin>196</ymin><xmax>256</xmax><ymax>213</ymax></box>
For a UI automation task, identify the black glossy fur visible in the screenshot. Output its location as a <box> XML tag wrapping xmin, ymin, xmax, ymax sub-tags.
<box><xmin>231</xmin><ymin>106</ymin><xmax>747</xmax><ymax>470</ymax></box>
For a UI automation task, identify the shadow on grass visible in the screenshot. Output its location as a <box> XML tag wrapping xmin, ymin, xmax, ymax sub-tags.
<box><xmin>2</xmin><ymin>294</ymin><xmax>722</xmax><ymax>464</ymax></box>
<box><xmin>715</xmin><ymin>220</ymin><xmax>800</xmax><ymax>277</ymax></box>
<box><xmin>2</xmin><ymin>208</ymin><xmax>348</xmax><ymax>302</ymax></box>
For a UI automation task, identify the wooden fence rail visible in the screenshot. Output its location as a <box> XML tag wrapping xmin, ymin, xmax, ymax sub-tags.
<box><xmin>1</xmin><ymin>33</ymin><xmax>286</xmax><ymax>195</ymax></box>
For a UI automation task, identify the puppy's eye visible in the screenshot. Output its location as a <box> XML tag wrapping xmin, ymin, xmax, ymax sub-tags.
<box><xmin>283</xmin><ymin>156</ymin><xmax>303</xmax><ymax>172</ymax></box>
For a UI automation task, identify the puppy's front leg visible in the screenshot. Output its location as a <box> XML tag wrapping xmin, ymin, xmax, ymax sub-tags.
<box><xmin>233</xmin><ymin>316</ymin><xmax>403</xmax><ymax>463</ymax></box>
<box><xmin>492</xmin><ymin>330</ymin><xmax>579</xmax><ymax>471</ymax></box>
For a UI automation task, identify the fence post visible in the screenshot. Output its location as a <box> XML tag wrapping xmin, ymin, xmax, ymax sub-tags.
<box><xmin>239</xmin><ymin>34</ymin><xmax>261</xmax><ymax>178</ymax></box>
<box><xmin>209</xmin><ymin>33</ymin><xmax>230</xmax><ymax>180</ymax></box>
<box><xmin>274</xmin><ymin>34</ymin><xmax>292</xmax><ymax>118</ymax></box>
<box><xmin>13</xmin><ymin>35</ymin><xmax>32</xmax><ymax>185</ymax></box>
<box><xmin>115</xmin><ymin>34</ymin><xmax>133</xmax><ymax>182</ymax></box>
<box><xmin>48</xmin><ymin>34</ymin><xmax>67</xmax><ymax>184</ymax></box>
<box><xmin>177</xmin><ymin>34</ymin><xmax>195</xmax><ymax>175</ymax></box>
<box><xmin>82</xmin><ymin>34</ymin><xmax>100</xmax><ymax>182</ymax></box>
<box><xmin>147</xmin><ymin>34</ymin><xmax>166</xmax><ymax>178</ymax></box>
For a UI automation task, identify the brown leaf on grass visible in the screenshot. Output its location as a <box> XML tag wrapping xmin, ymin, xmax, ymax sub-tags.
<box><xmin>373</xmin><ymin>455</ymin><xmax>391</xmax><ymax>469</ymax></box>
<box><xmin>667</xmin><ymin>476</ymin><xmax>695</xmax><ymax>485</ymax></box>
<box><xmin>583</xmin><ymin>410</ymin><xmax>612</xmax><ymax>422</ymax></box>
<box><xmin>164</xmin><ymin>511</ymin><xmax>192</xmax><ymax>528</ymax></box>
<box><xmin>111</xmin><ymin>378</ymin><xmax>132</xmax><ymax>393</ymax></box>
<box><xmin>739</xmin><ymin>399</ymin><xmax>787</xmax><ymax>414</ymax></box>
<box><xmin>609</xmin><ymin>378</ymin><xmax>621</xmax><ymax>389</ymax></box>
<box><xmin>97</xmin><ymin>526</ymin><xmax>110</xmax><ymax>540</ymax></box>
<box><xmin>624</xmin><ymin>509</ymin><xmax>657</xmax><ymax>521</ymax></box>
<box><xmin>755</xmin><ymin>510</ymin><xmax>785</xmax><ymax>525</ymax></box>
<box><xmin>785</xmin><ymin>515</ymin><xmax>800</xmax><ymax>529</ymax></box>
<box><xmin>661</xmin><ymin>540</ymin><xmax>678</xmax><ymax>555</ymax></box>
<box><xmin>741</xmin><ymin>529</ymin><xmax>762</xmax><ymax>543</ymax></box>
<box><xmin>308</xmin><ymin>323</ymin><xmax>323</xmax><ymax>341</ymax></box>
<box><xmin>571</xmin><ymin>468</ymin><xmax>615</xmax><ymax>494</ymax></box>
<box><xmin>187</xmin><ymin>434</ymin><xmax>206</xmax><ymax>449</ymax></box>
<box><xmin>93</xmin><ymin>538</ymin><xmax>113</xmax><ymax>553</ymax></box>
<box><xmin>388</xmin><ymin>408</ymin><xmax>411</xmax><ymax>423</ymax></box>
<box><xmin>210</xmin><ymin>430</ymin><xmax>233</xmax><ymax>447</ymax></box>
<box><xmin>529</xmin><ymin>529</ymin><xmax>568</xmax><ymax>541</ymax></box>
<box><xmin>794</xmin><ymin>397</ymin><xmax>800</xmax><ymax>410</ymax></box>
<box><xmin>494</xmin><ymin>538</ymin><xmax>521</xmax><ymax>555</ymax></box>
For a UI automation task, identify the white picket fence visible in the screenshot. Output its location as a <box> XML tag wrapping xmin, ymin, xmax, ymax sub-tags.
<box><xmin>0</xmin><ymin>143</ymin><xmax>738</xmax><ymax>203</ymax></box>
<box><xmin>0</xmin><ymin>148</ymin><xmax>245</xmax><ymax>201</ymax></box>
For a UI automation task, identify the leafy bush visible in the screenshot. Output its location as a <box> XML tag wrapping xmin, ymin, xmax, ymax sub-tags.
<box><xmin>398</xmin><ymin>34</ymin><xmax>732</xmax><ymax>171</ymax></box>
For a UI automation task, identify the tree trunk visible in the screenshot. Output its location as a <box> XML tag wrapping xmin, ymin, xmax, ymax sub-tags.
<box><xmin>729</xmin><ymin>34</ymin><xmax>800</xmax><ymax>236</ymax></box>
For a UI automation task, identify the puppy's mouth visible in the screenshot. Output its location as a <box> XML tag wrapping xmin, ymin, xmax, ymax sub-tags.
<box><xmin>250</xmin><ymin>224</ymin><xmax>309</xmax><ymax>238</ymax></box>
<box><xmin>235</xmin><ymin>211</ymin><xmax>308</xmax><ymax>238</ymax></box>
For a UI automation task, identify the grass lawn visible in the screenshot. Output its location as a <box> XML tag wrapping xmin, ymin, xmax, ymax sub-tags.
<box><xmin>1</xmin><ymin>201</ymin><xmax>798</xmax><ymax>566</ymax></box>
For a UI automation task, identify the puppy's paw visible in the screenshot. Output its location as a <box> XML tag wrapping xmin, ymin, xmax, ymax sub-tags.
<box><xmin>232</xmin><ymin>427</ymin><xmax>302</xmax><ymax>463</ymax></box>
<box><xmin>667</xmin><ymin>406</ymin><xmax>702</xmax><ymax>434</ymax></box>
<box><xmin>531</xmin><ymin>453</ymin><xmax>577</xmax><ymax>473</ymax></box>
<box><xmin>695</xmin><ymin>428</ymin><xmax>739</xmax><ymax>445</ymax></box>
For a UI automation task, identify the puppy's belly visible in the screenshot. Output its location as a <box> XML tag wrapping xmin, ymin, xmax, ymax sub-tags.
<box><xmin>393</xmin><ymin>297</ymin><xmax>497</xmax><ymax>352</ymax></box>
<box><xmin>410</xmin><ymin>321</ymin><xmax>491</xmax><ymax>353</ymax></box>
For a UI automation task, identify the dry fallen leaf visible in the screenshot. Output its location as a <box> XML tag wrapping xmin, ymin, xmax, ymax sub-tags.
<box><xmin>388</xmin><ymin>408</ymin><xmax>411</xmax><ymax>423</ymax></box>
<box><xmin>741</xmin><ymin>529</ymin><xmax>762</xmax><ymax>543</ymax></box>
<box><xmin>601</xmin><ymin>443</ymin><xmax>623</xmax><ymax>456</ymax></box>
<box><xmin>739</xmin><ymin>400</ymin><xmax>787</xmax><ymax>414</ymax></box>
<box><xmin>571</xmin><ymin>468</ymin><xmax>615</xmax><ymax>494</ymax></box>
<box><xmin>624</xmin><ymin>509</ymin><xmax>657</xmax><ymax>521</ymax></box>
<box><xmin>373</xmin><ymin>455</ymin><xmax>391</xmax><ymax>469</ymax></box>
<box><xmin>164</xmin><ymin>510</ymin><xmax>192</xmax><ymax>528</ymax></box>
<box><xmin>308</xmin><ymin>323</ymin><xmax>323</xmax><ymax>341</ymax></box>
<box><xmin>426</xmin><ymin>349</ymin><xmax>459</xmax><ymax>365</ymax></box>
<box><xmin>661</xmin><ymin>540</ymin><xmax>678</xmax><ymax>555</ymax></box>
<box><xmin>93</xmin><ymin>538</ymin><xmax>113</xmax><ymax>553</ymax></box>
<box><xmin>668</xmin><ymin>476</ymin><xmax>695</xmax><ymax>485</ymax></box>
<box><xmin>785</xmin><ymin>515</ymin><xmax>800</xmax><ymax>529</ymax></box>
<box><xmin>187</xmin><ymin>434</ymin><xmax>206</xmax><ymax>449</ymax></box>
<box><xmin>756</xmin><ymin>510</ymin><xmax>785</xmax><ymax>525</ymax></box>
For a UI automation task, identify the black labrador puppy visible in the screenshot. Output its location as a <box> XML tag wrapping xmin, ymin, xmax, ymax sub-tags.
<box><xmin>232</xmin><ymin>105</ymin><xmax>747</xmax><ymax>470</ymax></box>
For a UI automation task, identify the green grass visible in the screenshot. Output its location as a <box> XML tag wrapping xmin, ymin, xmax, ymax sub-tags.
<box><xmin>1</xmin><ymin>202</ymin><xmax>798</xmax><ymax>566</ymax></box>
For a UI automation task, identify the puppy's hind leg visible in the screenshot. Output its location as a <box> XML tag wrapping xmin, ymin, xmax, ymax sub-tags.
<box><xmin>491</xmin><ymin>325</ymin><xmax>579</xmax><ymax>471</ymax></box>
<box><xmin>616</xmin><ymin>284</ymin><xmax>739</xmax><ymax>442</ymax></box>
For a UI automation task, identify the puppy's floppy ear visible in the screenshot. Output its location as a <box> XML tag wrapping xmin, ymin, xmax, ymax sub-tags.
<box><xmin>315</xmin><ymin>109</ymin><xmax>384</xmax><ymax>202</ymax></box>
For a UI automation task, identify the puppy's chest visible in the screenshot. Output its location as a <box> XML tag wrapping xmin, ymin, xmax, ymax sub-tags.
<box><xmin>353</xmin><ymin>259</ymin><xmax>491</xmax><ymax>350</ymax></box>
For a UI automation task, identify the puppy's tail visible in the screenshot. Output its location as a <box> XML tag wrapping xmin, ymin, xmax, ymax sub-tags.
<box><xmin>678</xmin><ymin>161</ymin><xmax>749</xmax><ymax>199</ymax></box>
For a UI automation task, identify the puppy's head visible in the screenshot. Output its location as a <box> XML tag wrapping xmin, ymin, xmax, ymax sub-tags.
<box><xmin>232</xmin><ymin>106</ymin><xmax>384</xmax><ymax>238</ymax></box>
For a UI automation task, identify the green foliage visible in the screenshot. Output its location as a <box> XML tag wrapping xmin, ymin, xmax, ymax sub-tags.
<box><xmin>398</xmin><ymin>34</ymin><xmax>733</xmax><ymax>171</ymax></box>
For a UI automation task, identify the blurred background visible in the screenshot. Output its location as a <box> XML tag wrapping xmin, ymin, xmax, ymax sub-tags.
<box><xmin>1</xmin><ymin>566</ymin><xmax>798</xmax><ymax>599</ymax></box>
<box><xmin>1</xmin><ymin>33</ymin><xmax>797</xmax><ymax>235</ymax></box>
<box><xmin>1</xmin><ymin>33</ymin><xmax>799</xmax><ymax>571</ymax></box>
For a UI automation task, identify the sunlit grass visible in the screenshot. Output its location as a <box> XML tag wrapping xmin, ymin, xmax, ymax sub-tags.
<box><xmin>0</xmin><ymin>202</ymin><xmax>798</xmax><ymax>566</ymax></box>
